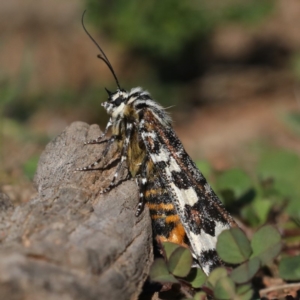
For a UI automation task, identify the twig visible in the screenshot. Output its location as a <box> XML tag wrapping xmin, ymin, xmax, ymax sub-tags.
<box><xmin>259</xmin><ymin>282</ymin><xmax>300</xmax><ymax>298</ymax></box>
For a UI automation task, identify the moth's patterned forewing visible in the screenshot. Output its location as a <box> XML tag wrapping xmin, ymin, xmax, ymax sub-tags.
<box><xmin>78</xmin><ymin>87</ymin><xmax>237</xmax><ymax>275</ymax></box>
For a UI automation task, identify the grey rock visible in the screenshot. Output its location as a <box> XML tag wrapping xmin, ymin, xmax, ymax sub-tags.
<box><xmin>0</xmin><ymin>122</ymin><xmax>153</xmax><ymax>300</ymax></box>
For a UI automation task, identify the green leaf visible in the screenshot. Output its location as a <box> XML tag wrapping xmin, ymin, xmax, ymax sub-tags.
<box><xmin>240</xmin><ymin>205</ymin><xmax>260</xmax><ymax>227</ymax></box>
<box><xmin>216</xmin><ymin>169</ymin><xmax>252</xmax><ymax>200</ymax></box>
<box><xmin>279</xmin><ymin>256</ymin><xmax>300</xmax><ymax>280</ymax></box>
<box><xmin>217</xmin><ymin>228</ymin><xmax>252</xmax><ymax>264</ymax></box>
<box><xmin>251</xmin><ymin>197</ymin><xmax>273</xmax><ymax>224</ymax></box>
<box><xmin>240</xmin><ymin>195</ymin><xmax>273</xmax><ymax>227</ymax></box>
<box><xmin>214</xmin><ymin>276</ymin><xmax>236</xmax><ymax>300</ymax></box>
<box><xmin>257</xmin><ymin>150</ymin><xmax>300</xmax><ymax>181</ymax></box>
<box><xmin>257</xmin><ymin>150</ymin><xmax>300</xmax><ymax>210</ymax></box>
<box><xmin>230</xmin><ymin>257</ymin><xmax>260</xmax><ymax>284</ymax></box>
<box><xmin>236</xmin><ymin>288</ymin><xmax>254</xmax><ymax>300</ymax></box>
<box><xmin>193</xmin><ymin>291</ymin><xmax>208</xmax><ymax>300</ymax></box>
<box><xmin>236</xmin><ymin>283</ymin><xmax>252</xmax><ymax>295</ymax></box>
<box><xmin>185</xmin><ymin>267</ymin><xmax>207</xmax><ymax>288</ymax></box>
<box><xmin>206</xmin><ymin>267</ymin><xmax>227</xmax><ymax>288</ymax></box>
<box><xmin>149</xmin><ymin>258</ymin><xmax>178</xmax><ymax>283</ymax></box>
<box><xmin>285</xmin><ymin>198</ymin><xmax>300</xmax><ymax>220</ymax></box>
<box><xmin>167</xmin><ymin>246</ymin><xmax>193</xmax><ymax>277</ymax></box>
<box><xmin>250</xmin><ymin>225</ymin><xmax>282</xmax><ymax>265</ymax></box>
<box><xmin>162</xmin><ymin>242</ymin><xmax>181</xmax><ymax>260</ymax></box>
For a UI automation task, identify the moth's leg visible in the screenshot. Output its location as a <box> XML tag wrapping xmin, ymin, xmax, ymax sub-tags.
<box><xmin>84</xmin><ymin>118</ymin><xmax>112</xmax><ymax>145</ymax></box>
<box><xmin>76</xmin><ymin>134</ymin><xmax>118</xmax><ymax>171</ymax></box>
<box><xmin>100</xmin><ymin>122</ymin><xmax>133</xmax><ymax>193</ymax></box>
<box><xmin>135</xmin><ymin>156</ymin><xmax>148</xmax><ymax>217</ymax></box>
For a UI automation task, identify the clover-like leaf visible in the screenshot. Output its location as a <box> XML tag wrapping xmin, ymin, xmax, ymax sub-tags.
<box><xmin>206</xmin><ymin>267</ymin><xmax>227</xmax><ymax>289</ymax></box>
<box><xmin>230</xmin><ymin>257</ymin><xmax>260</xmax><ymax>284</ymax></box>
<box><xmin>236</xmin><ymin>283</ymin><xmax>252</xmax><ymax>295</ymax></box>
<box><xmin>214</xmin><ymin>276</ymin><xmax>236</xmax><ymax>300</ymax></box>
<box><xmin>250</xmin><ymin>197</ymin><xmax>273</xmax><ymax>225</ymax></box>
<box><xmin>162</xmin><ymin>242</ymin><xmax>181</xmax><ymax>260</ymax></box>
<box><xmin>216</xmin><ymin>169</ymin><xmax>252</xmax><ymax>200</ymax></box>
<box><xmin>185</xmin><ymin>267</ymin><xmax>207</xmax><ymax>288</ymax></box>
<box><xmin>237</xmin><ymin>288</ymin><xmax>254</xmax><ymax>300</ymax></box>
<box><xmin>257</xmin><ymin>150</ymin><xmax>300</xmax><ymax>213</ymax></box>
<box><xmin>251</xmin><ymin>225</ymin><xmax>282</xmax><ymax>265</ymax></box>
<box><xmin>149</xmin><ymin>258</ymin><xmax>178</xmax><ymax>283</ymax></box>
<box><xmin>217</xmin><ymin>228</ymin><xmax>252</xmax><ymax>264</ymax></box>
<box><xmin>193</xmin><ymin>291</ymin><xmax>208</xmax><ymax>300</ymax></box>
<box><xmin>167</xmin><ymin>246</ymin><xmax>193</xmax><ymax>277</ymax></box>
<box><xmin>279</xmin><ymin>256</ymin><xmax>300</xmax><ymax>280</ymax></box>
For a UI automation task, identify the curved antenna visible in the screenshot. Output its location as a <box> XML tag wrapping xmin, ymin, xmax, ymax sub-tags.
<box><xmin>81</xmin><ymin>10</ymin><xmax>121</xmax><ymax>90</ymax></box>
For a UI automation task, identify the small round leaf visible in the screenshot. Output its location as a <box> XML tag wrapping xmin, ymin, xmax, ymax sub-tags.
<box><xmin>149</xmin><ymin>258</ymin><xmax>178</xmax><ymax>283</ymax></box>
<box><xmin>230</xmin><ymin>257</ymin><xmax>260</xmax><ymax>284</ymax></box>
<box><xmin>236</xmin><ymin>283</ymin><xmax>252</xmax><ymax>295</ymax></box>
<box><xmin>217</xmin><ymin>228</ymin><xmax>252</xmax><ymax>264</ymax></box>
<box><xmin>237</xmin><ymin>288</ymin><xmax>254</xmax><ymax>300</ymax></box>
<box><xmin>185</xmin><ymin>267</ymin><xmax>207</xmax><ymax>288</ymax></box>
<box><xmin>167</xmin><ymin>246</ymin><xmax>193</xmax><ymax>277</ymax></box>
<box><xmin>251</xmin><ymin>197</ymin><xmax>273</xmax><ymax>225</ymax></box>
<box><xmin>216</xmin><ymin>169</ymin><xmax>252</xmax><ymax>200</ymax></box>
<box><xmin>250</xmin><ymin>225</ymin><xmax>282</xmax><ymax>265</ymax></box>
<box><xmin>162</xmin><ymin>242</ymin><xmax>181</xmax><ymax>260</ymax></box>
<box><xmin>193</xmin><ymin>291</ymin><xmax>208</xmax><ymax>300</ymax></box>
<box><xmin>279</xmin><ymin>256</ymin><xmax>300</xmax><ymax>280</ymax></box>
<box><xmin>214</xmin><ymin>276</ymin><xmax>236</xmax><ymax>300</ymax></box>
<box><xmin>206</xmin><ymin>267</ymin><xmax>227</xmax><ymax>288</ymax></box>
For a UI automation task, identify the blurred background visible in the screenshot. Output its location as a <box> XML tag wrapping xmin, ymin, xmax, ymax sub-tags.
<box><xmin>1</xmin><ymin>0</ymin><xmax>300</xmax><ymax>215</ymax></box>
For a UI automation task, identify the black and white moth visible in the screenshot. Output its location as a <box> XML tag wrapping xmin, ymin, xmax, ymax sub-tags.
<box><xmin>78</xmin><ymin>12</ymin><xmax>237</xmax><ymax>275</ymax></box>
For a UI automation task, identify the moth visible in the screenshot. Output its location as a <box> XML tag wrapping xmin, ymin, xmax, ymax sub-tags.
<box><xmin>78</xmin><ymin>12</ymin><xmax>237</xmax><ymax>275</ymax></box>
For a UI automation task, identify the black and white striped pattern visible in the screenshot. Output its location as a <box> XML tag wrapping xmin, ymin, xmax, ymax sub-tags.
<box><xmin>78</xmin><ymin>87</ymin><xmax>237</xmax><ymax>275</ymax></box>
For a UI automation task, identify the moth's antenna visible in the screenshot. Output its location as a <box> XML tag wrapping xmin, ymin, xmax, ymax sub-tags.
<box><xmin>81</xmin><ymin>10</ymin><xmax>121</xmax><ymax>90</ymax></box>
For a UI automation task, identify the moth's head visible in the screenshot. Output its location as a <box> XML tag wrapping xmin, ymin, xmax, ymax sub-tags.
<box><xmin>82</xmin><ymin>11</ymin><xmax>127</xmax><ymax>118</ymax></box>
<box><xmin>101</xmin><ymin>88</ymin><xmax>129</xmax><ymax>118</ymax></box>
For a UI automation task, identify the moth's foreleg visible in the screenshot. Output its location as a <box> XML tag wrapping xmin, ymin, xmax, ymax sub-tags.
<box><xmin>135</xmin><ymin>156</ymin><xmax>148</xmax><ymax>217</ymax></box>
<box><xmin>84</xmin><ymin>118</ymin><xmax>112</xmax><ymax>145</ymax></box>
<box><xmin>76</xmin><ymin>134</ymin><xmax>117</xmax><ymax>171</ymax></box>
<box><xmin>100</xmin><ymin>122</ymin><xmax>133</xmax><ymax>193</ymax></box>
